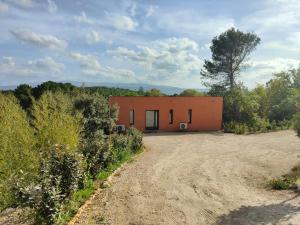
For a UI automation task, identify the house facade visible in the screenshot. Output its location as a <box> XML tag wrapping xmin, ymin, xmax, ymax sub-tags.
<box><xmin>110</xmin><ymin>96</ymin><xmax>223</xmax><ymax>132</ymax></box>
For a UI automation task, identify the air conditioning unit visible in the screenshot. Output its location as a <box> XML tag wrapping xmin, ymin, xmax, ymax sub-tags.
<box><xmin>179</xmin><ymin>123</ymin><xmax>188</xmax><ymax>130</ymax></box>
<box><xmin>116</xmin><ymin>124</ymin><xmax>125</xmax><ymax>133</ymax></box>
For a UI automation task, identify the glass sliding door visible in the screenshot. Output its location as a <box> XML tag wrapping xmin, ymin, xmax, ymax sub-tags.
<box><xmin>145</xmin><ymin>110</ymin><xmax>159</xmax><ymax>130</ymax></box>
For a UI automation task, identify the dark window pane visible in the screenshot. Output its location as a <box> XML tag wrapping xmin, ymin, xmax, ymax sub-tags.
<box><xmin>169</xmin><ymin>109</ymin><xmax>173</xmax><ymax>124</ymax></box>
<box><xmin>188</xmin><ymin>109</ymin><xmax>192</xmax><ymax>123</ymax></box>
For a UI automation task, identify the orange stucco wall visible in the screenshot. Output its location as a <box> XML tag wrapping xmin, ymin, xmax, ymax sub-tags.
<box><xmin>110</xmin><ymin>96</ymin><xmax>223</xmax><ymax>132</ymax></box>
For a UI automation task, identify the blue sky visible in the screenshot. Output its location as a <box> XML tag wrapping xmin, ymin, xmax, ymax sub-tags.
<box><xmin>0</xmin><ymin>0</ymin><xmax>299</xmax><ymax>88</ymax></box>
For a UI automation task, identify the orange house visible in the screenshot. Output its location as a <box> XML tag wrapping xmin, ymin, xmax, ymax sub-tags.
<box><xmin>110</xmin><ymin>96</ymin><xmax>223</xmax><ymax>132</ymax></box>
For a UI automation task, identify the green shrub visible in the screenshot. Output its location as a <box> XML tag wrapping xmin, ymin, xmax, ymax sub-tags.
<box><xmin>224</xmin><ymin>122</ymin><xmax>247</xmax><ymax>134</ymax></box>
<box><xmin>32</xmin><ymin>91</ymin><xmax>80</xmax><ymax>152</ymax></box>
<box><xmin>293</xmin><ymin>112</ymin><xmax>300</xmax><ymax>136</ymax></box>
<box><xmin>0</xmin><ymin>93</ymin><xmax>38</xmax><ymax>210</ymax></box>
<box><xmin>81</xmin><ymin>132</ymin><xmax>112</xmax><ymax>178</ymax></box>
<box><xmin>248</xmin><ymin>117</ymin><xmax>271</xmax><ymax>133</ymax></box>
<box><xmin>15</xmin><ymin>145</ymin><xmax>85</xmax><ymax>224</ymax></box>
<box><xmin>127</xmin><ymin>127</ymin><xmax>143</xmax><ymax>153</ymax></box>
<box><xmin>76</xmin><ymin>94</ymin><xmax>118</xmax><ymax>177</ymax></box>
<box><xmin>270</xmin><ymin>175</ymin><xmax>297</xmax><ymax>190</ymax></box>
<box><xmin>111</xmin><ymin>134</ymin><xmax>130</xmax><ymax>161</ymax></box>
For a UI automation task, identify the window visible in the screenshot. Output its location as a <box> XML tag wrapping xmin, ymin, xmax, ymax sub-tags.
<box><xmin>169</xmin><ymin>109</ymin><xmax>173</xmax><ymax>124</ymax></box>
<box><xmin>188</xmin><ymin>109</ymin><xmax>192</xmax><ymax>123</ymax></box>
<box><xmin>129</xmin><ymin>109</ymin><xmax>134</xmax><ymax>125</ymax></box>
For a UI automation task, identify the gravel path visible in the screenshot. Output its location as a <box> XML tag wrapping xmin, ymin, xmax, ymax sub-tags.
<box><xmin>74</xmin><ymin>131</ymin><xmax>300</xmax><ymax>225</ymax></box>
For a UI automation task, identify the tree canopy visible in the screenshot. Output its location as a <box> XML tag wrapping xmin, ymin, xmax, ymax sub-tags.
<box><xmin>179</xmin><ymin>89</ymin><xmax>204</xmax><ymax>96</ymax></box>
<box><xmin>201</xmin><ymin>28</ymin><xmax>260</xmax><ymax>90</ymax></box>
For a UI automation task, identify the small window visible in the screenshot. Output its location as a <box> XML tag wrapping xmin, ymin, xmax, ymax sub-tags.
<box><xmin>129</xmin><ymin>109</ymin><xmax>134</xmax><ymax>125</ymax></box>
<box><xmin>169</xmin><ymin>109</ymin><xmax>173</xmax><ymax>124</ymax></box>
<box><xmin>188</xmin><ymin>109</ymin><xmax>192</xmax><ymax>124</ymax></box>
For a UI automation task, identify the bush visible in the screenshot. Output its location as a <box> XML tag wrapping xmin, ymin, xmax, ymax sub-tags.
<box><xmin>76</xmin><ymin>94</ymin><xmax>118</xmax><ymax>177</ymax></box>
<box><xmin>224</xmin><ymin>122</ymin><xmax>248</xmax><ymax>134</ymax></box>
<box><xmin>111</xmin><ymin>134</ymin><xmax>130</xmax><ymax>161</ymax></box>
<box><xmin>81</xmin><ymin>132</ymin><xmax>112</xmax><ymax>178</ymax></box>
<box><xmin>32</xmin><ymin>91</ymin><xmax>80</xmax><ymax>152</ymax></box>
<box><xmin>248</xmin><ymin>117</ymin><xmax>271</xmax><ymax>133</ymax></box>
<box><xmin>293</xmin><ymin>104</ymin><xmax>300</xmax><ymax>136</ymax></box>
<box><xmin>127</xmin><ymin>127</ymin><xmax>143</xmax><ymax>153</ymax></box>
<box><xmin>15</xmin><ymin>145</ymin><xmax>85</xmax><ymax>224</ymax></box>
<box><xmin>0</xmin><ymin>93</ymin><xmax>38</xmax><ymax>210</ymax></box>
<box><xmin>270</xmin><ymin>175</ymin><xmax>297</xmax><ymax>190</ymax></box>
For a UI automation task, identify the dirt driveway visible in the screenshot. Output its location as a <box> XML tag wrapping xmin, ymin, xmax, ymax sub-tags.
<box><xmin>75</xmin><ymin>131</ymin><xmax>300</xmax><ymax>225</ymax></box>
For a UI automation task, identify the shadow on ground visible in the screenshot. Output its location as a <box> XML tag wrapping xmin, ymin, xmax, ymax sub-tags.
<box><xmin>215</xmin><ymin>197</ymin><xmax>300</xmax><ymax>225</ymax></box>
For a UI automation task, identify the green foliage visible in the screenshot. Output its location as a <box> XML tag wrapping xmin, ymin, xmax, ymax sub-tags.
<box><xmin>224</xmin><ymin>122</ymin><xmax>248</xmax><ymax>134</ymax></box>
<box><xmin>207</xmin><ymin>85</ymin><xmax>227</xmax><ymax>96</ymax></box>
<box><xmin>75</xmin><ymin>94</ymin><xmax>118</xmax><ymax>137</ymax></box>
<box><xmin>219</xmin><ymin>67</ymin><xmax>300</xmax><ymax>134</ymax></box>
<box><xmin>201</xmin><ymin>27</ymin><xmax>260</xmax><ymax>89</ymax></box>
<box><xmin>32</xmin><ymin>91</ymin><xmax>80</xmax><ymax>151</ymax></box>
<box><xmin>75</xmin><ymin>94</ymin><xmax>118</xmax><ymax>177</ymax></box>
<box><xmin>179</xmin><ymin>89</ymin><xmax>204</xmax><ymax>96</ymax></box>
<box><xmin>0</xmin><ymin>93</ymin><xmax>38</xmax><ymax>210</ymax></box>
<box><xmin>270</xmin><ymin>163</ymin><xmax>300</xmax><ymax>190</ymax></box>
<box><xmin>14</xmin><ymin>84</ymin><xmax>34</xmax><ymax>111</ymax></box>
<box><xmin>127</xmin><ymin>127</ymin><xmax>143</xmax><ymax>153</ymax></box>
<box><xmin>266</xmin><ymin>72</ymin><xmax>299</xmax><ymax>121</ymax></box>
<box><xmin>223</xmin><ymin>84</ymin><xmax>259</xmax><ymax>123</ymax></box>
<box><xmin>144</xmin><ymin>88</ymin><xmax>165</xmax><ymax>96</ymax></box>
<box><xmin>270</xmin><ymin>176</ymin><xmax>297</xmax><ymax>190</ymax></box>
<box><xmin>293</xmin><ymin>103</ymin><xmax>300</xmax><ymax>136</ymax></box>
<box><xmin>32</xmin><ymin>81</ymin><xmax>79</xmax><ymax>99</ymax></box>
<box><xmin>56</xmin><ymin>178</ymin><xmax>95</xmax><ymax>224</ymax></box>
<box><xmin>15</xmin><ymin>146</ymin><xmax>85</xmax><ymax>224</ymax></box>
<box><xmin>85</xmin><ymin>86</ymin><xmax>140</xmax><ymax>97</ymax></box>
<box><xmin>0</xmin><ymin>81</ymin><xmax>144</xmax><ymax>225</ymax></box>
<box><xmin>111</xmin><ymin>134</ymin><xmax>131</xmax><ymax>161</ymax></box>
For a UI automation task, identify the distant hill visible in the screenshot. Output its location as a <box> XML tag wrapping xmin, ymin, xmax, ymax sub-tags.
<box><xmin>0</xmin><ymin>81</ymin><xmax>207</xmax><ymax>95</ymax></box>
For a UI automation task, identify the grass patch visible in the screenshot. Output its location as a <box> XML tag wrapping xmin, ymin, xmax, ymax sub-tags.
<box><xmin>56</xmin><ymin>178</ymin><xmax>96</xmax><ymax>224</ymax></box>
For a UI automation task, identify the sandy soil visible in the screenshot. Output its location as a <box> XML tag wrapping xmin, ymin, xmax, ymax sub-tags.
<box><xmin>74</xmin><ymin>130</ymin><xmax>300</xmax><ymax>225</ymax></box>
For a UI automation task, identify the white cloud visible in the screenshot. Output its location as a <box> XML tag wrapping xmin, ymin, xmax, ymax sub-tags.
<box><xmin>146</xmin><ymin>5</ymin><xmax>158</xmax><ymax>17</ymax></box>
<box><xmin>107</xmin><ymin>14</ymin><xmax>138</xmax><ymax>31</ymax></box>
<box><xmin>48</xmin><ymin>0</ymin><xmax>57</xmax><ymax>14</ymax></box>
<box><xmin>250</xmin><ymin>58</ymin><xmax>299</xmax><ymax>72</ymax></box>
<box><xmin>264</xmin><ymin>41</ymin><xmax>298</xmax><ymax>52</ymax></box>
<box><xmin>0</xmin><ymin>56</ymin><xmax>64</xmax><ymax>77</ymax></box>
<box><xmin>129</xmin><ymin>2</ymin><xmax>137</xmax><ymax>17</ymax></box>
<box><xmin>0</xmin><ymin>57</ymin><xmax>16</xmax><ymax>71</ymax></box>
<box><xmin>10</xmin><ymin>29</ymin><xmax>68</xmax><ymax>50</ymax></box>
<box><xmin>0</xmin><ymin>2</ymin><xmax>9</xmax><ymax>13</ymax></box>
<box><xmin>86</xmin><ymin>30</ymin><xmax>103</xmax><ymax>44</ymax></box>
<box><xmin>154</xmin><ymin>10</ymin><xmax>235</xmax><ymax>38</ymax></box>
<box><xmin>101</xmin><ymin>66</ymin><xmax>136</xmax><ymax>81</ymax></box>
<box><xmin>286</xmin><ymin>32</ymin><xmax>300</xmax><ymax>46</ymax></box>
<box><xmin>27</xmin><ymin>57</ymin><xmax>64</xmax><ymax>73</ymax></box>
<box><xmin>69</xmin><ymin>52</ymin><xmax>101</xmax><ymax>75</ymax></box>
<box><xmin>241</xmin><ymin>0</ymin><xmax>300</xmax><ymax>33</ymax></box>
<box><xmin>74</xmin><ymin>11</ymin><xmax>94</xmax><ymax>25</ymax></box>
<box><xmin>108</xmin><ymin>37</ymin><xmax>203</xmax><ymax>81</ymax></box>
<box><xmin>242</xmin><ymin>58</ymin><xmax>300</xmax><ymax>87</ymax></box>
<box><xmin>69</xmin><ymin>52</ymin><xmax>137</xmax><ymax>81</ymax></box>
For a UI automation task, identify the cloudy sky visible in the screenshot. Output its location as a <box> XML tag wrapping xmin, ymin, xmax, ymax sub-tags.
<box><xmin>0</xmin><ymin>0</ymin><xmax>299</xmax><ymax>88</ymax></box>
